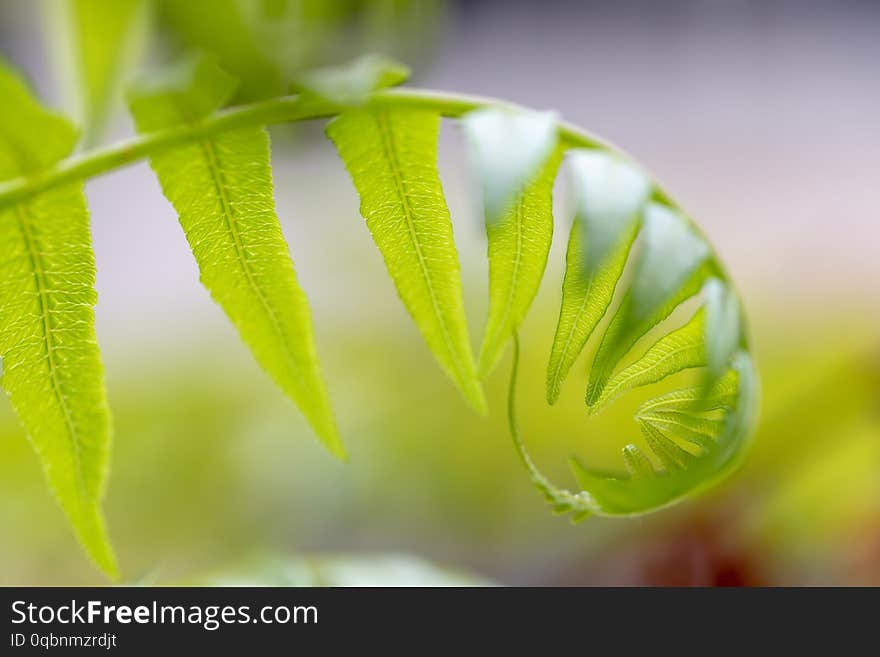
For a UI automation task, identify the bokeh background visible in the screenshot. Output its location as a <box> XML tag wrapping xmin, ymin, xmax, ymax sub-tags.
<box><xmin>1</xmin><ymin>0</ymin><xmax>878</xmax><ymax>585</ymax></box>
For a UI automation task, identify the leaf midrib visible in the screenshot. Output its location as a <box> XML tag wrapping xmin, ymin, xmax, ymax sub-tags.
<box><xmin>484</xmin><ymin>195</ymin><xmax>525</xmax><ymax>366</ymax></box>
<box><xmin>195</xmin><ymin>136</ymin><xmax>308</xmax><ymax>395</ymax></box>
<box><xmin>14</xmin><ymin>201</ymin><xmax>88</xmax><ymax>507</ymax></box>
<box><xmin>373</xmin><ymin>110</ymin><xmax>467</xmax><ymax>382</ymax></box>
<box><xmin>548</xmin><ymin>248</ymin><xmax>595</xmax><ymax>398</ymax></box>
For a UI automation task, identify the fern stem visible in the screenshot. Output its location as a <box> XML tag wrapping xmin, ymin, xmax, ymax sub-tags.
<box><xmin>507</xmin><ymin>332</ymin><xmax>595</xmax><ymax>518</ymax></box>
<box><xmin>0</xmin><ymin>89</ymin><xmax>621</xmax><ymax>208</ymax></box>
<box><xmin>0</xmin><ymin>86</ymin><xmax>728</xmax><ymax>282</ymax></box>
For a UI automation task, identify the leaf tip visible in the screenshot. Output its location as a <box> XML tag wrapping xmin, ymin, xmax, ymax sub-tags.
<box><xmin>77</xmin><ymin>508</ymin><xmax>120</xmax><ymax>581</ymax></box>
<box><xmin>462</xmin><ymin>379</ymin><xmax>489</xmax><ymax>416</ymax></box>
<box><xmin>311</xmin><ymin>417</ymin><xmax>347</xmax><ymax>461</ymax></box>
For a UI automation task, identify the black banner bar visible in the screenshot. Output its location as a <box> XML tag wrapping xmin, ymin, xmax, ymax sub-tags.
<box><xmin>2</xmin><ymin>587</ymin><xmax>876</xmax><ymax>652</ymax></box>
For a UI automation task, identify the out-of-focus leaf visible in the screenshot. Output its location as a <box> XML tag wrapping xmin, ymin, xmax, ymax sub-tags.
<box><xmin>46</xmin><ymin>0</ymin><xmax>150</xmax><ymax>145</ymax></box>
<box><xmin>0</xmin><ymin>60</ymin><xmax>116</xmax><ymax>577</ymax></box>
<box><xmin>128</xmin><ymin>56</ymin><xmax>343</xmax><ymax>458</ymax></box>
<box><xmin>295</xmin><ymin>54</ymin><xmax>410</xmax><ymax>105</ymax></box>
<box><xmin>156</xmin><ymin>0</ymin><xmax>285</xmax><ymax>101</ymax></box>
<box><xmin>593</xmin><ymin>307</ymin><xmax>707</xmax><ymax>412</ymax></box>
<box><xmin>327</xmin><ymin>107</ymin><xmax>485</xmax><ymax>413</ymax></box>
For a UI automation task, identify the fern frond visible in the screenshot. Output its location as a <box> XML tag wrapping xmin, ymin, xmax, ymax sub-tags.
<box><xmin>0</xmin><ymin>48</ymin><xmax>760</xmax><ymax>564</ymax></box>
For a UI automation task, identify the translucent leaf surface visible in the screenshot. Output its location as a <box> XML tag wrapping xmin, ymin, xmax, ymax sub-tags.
<box><xmin>462</xmin><ymin>108</ymin><xmax>562</xmax><ymax>377</ymax></box>
<box><xmin>327</xmin><ymin>107</ymin><xmax>485</xmax><ymax>413</ymax></box>
<box><xmin>296</xmin><ymin>54</ymin><xmax>410</xmax><ymax>105</ymax></box>
<box><xmin>0</xmin><ymin>61</ymin><xmax>116</xmax><ymax>576</ymax></box>
<box><xmin>128</xmin><ymin>57</ymin><xmax>343</xmax><ymax>457</ymax></box>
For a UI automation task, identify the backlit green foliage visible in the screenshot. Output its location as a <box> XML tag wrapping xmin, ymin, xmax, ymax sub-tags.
<box><xmin>0</xmin><ymin>45</ymin><xmax>758</xmax><ymax>578</ymax></box>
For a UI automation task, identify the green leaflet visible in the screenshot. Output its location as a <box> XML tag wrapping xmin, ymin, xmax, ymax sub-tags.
<box><xmin>128</xmin><ymin>57</ymin><xmax>344</xmax><ymax>458</ymax></box>
<box><xmin>327</xmin><ymin>107</ymin><xmax>486</xmax><ymax>413</ymax></box>
<box><xmin>461</xmin><ymin>108</ymin><xmax>561</xmax><ymax>378</ymax></box>
<box><xmin>546</xmin><ymin>150</ymin><xmax>650</xmax><ymax>404</ymax></box>
<box><xmin>585</xmin><ymin>203</ymin><xmax>715</xmax><ymax>408</ymax></box>
<box><xmin>0</xmin><ymin>62</ymin><xmax>116</xmax><ymax>577</ymax></box>
<box><xmin>47</xmin><ymin>0</ymin><xmax>149</xmax><ymax>145</ymax></box>
<box><xmin>592</xmin><ymin>307</ymin><xmax>707</xmax><ymax>412</ymax></box>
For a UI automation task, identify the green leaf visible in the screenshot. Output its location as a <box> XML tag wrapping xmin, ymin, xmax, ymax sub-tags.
<box><xmin>461</xmin><ymin>108</ymin><xmax>561</xmax><ymax>377</ymax></box>
<box><xmin>327</xmin><ymin>107</ymin><xmax>485</xmax><ymax>413</ymax></box>
<box><xmin>546</xmin><ymin>149</ymin><xmax>650</xmax><ymax>404</ymax></box>
<box><xmin>46</xmin><ymin>0</ymin><xmax>150</xmax><ymax>145</ymax></box>
<box><xmin>295</xmin><ymin>54</ymin><xmax>410</xmax><ymax>106</ymax></box>
<box><xmin>592</xmin><ymin>306</ymin><xmax>707</xmax><ymax>412</ymax></box>
<box><xmin>0</xmin><ymin>61</ymin><xmax>116</xmax><ymax>577</ymax></box>
<box><xmin>128</xmin><ymin>57</ymin><xmax>343</xmax><ymax>458</ymax></box>
<box><xmin>585</xmin><ymin>203</ymin><xmax>715</xmax><ymax>407</ymax></box>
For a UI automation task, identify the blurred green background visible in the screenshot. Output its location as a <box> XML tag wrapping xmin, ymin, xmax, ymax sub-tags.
<box><xmin>0</xmin><ymin>0</ymin><xmax>877</xmax><ymax>585</ymax></box>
